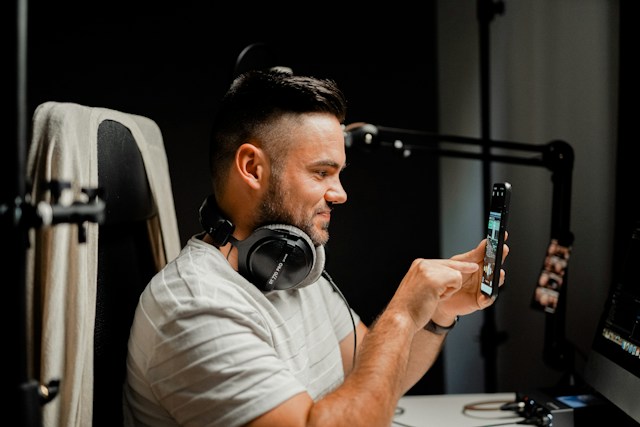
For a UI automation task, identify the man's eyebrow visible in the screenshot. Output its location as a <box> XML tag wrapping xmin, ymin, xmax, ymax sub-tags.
<box><xmin>310</xmin><ymin>160</ymin><xmax>348</xmax><ymax>171</ymax></box>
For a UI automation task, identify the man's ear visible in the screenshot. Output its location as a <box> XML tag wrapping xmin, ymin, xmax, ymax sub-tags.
<box><xmin>235</xmin><ymin>143</ymin><xmax>265</xmax><ymax>189</ymax></box>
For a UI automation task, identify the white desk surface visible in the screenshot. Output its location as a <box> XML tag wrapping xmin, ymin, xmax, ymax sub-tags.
<box><xmin>393</xmin><ymin>392</ymin><xmax>524</xmax><ymax>427</ymax></box>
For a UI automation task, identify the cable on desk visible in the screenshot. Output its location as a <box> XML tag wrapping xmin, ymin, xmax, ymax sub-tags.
<box><xmin>392</xmin><ymin>406</ymin><xmax>418</xmax><ymax>427</ymax></box>
<box><xmin>463</xmin><ymin>398</ymin><xmax>553</xmax><ymax>426</ymax></box>
<box><xmin>392</xmin><ymin>421</ymin><xmax>417</xmax><ymax>427</ymax></box>
<box><xmin>463</xmin><ymin>399</ymin><xmax>515</xmax><ymax>412</ymax></box>
<box><xmin>470</xmin><ymin>419</ymin><xmax>551</xmax><ymax>427</ymax></box>
<box><xmin>470</xmin><ymin>422</ymin><xmax>524</xmax><ymax>427</ymax></box>
<box><xmin>462</xmin><ymin>398</ymin><xmax>527</xmax><ymax>426</ymax></box>
<box><xmin>393</xmin><ymin>399</ymin><xmax>547</xmax><ymax>427</ymax></box>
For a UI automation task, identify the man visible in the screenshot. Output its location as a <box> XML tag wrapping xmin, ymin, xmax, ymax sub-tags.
<box><xmin>124</xmin><ymin>69</ymin><xmax>507</xmax><ymax>427</ymax></box>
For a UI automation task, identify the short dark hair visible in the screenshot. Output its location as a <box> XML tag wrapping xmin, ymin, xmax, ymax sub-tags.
<box><xmin>208</xmin><ymin>69</ymin><xmax>348</xmax><ymax>195</ymax></box>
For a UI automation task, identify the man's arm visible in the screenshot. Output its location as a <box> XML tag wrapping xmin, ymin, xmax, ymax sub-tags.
<box><xmin>247</xmin><ymin>308</ymin><xmax>416</xmax><ymax>427</ymax></box>
<box><xmin>401</xmin><ymin>238</ymin><xmax>509</xmax><ymax>392</ymax></box>
<box><xmin>399</xmin><ymin>311</ymin><xmax>454</xmax><ymax>394</ymax></box>
<box><xmin>343</xmin><ymin>314</ymin><xmax>451</xmax><ymax>396</ymax></box>
<box><xmin>246</xmin><ymin>257</ymin><xmax>479</xmax><ymax>427</ymax></box>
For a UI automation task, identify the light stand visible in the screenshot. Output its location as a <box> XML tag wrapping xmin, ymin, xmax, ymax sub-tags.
<box><xmin>6</xmin><ymin>1</ymin><xmax>105</xmax><ymax>425</ymax></box>
<box><xmin>345</xmin><ymin>122</ymin><xmax>575</xmax><ymax>389</ymax></box>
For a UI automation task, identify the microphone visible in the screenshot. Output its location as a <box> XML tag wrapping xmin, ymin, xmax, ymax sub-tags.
<box><xmin>344</xmin><ymin>122</ymin><xmax>412</xmax><ymax>157</ymax></box>
<box><xmin>343</xmin><ymin>122</ymin><xmax>380</xmax><ymax>149</ymax></box>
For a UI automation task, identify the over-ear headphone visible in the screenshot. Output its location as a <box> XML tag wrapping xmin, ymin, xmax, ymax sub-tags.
<box><xmin>198</xmin><ymin>194</ymin><xmax>325</xmax><ymax>292</ymax></box>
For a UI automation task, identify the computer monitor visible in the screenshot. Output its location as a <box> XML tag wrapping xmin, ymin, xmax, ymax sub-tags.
<box><xmin>583</xmin><ymin>222</ymin><xmax>640</xmax><ymax>423</ymax></box>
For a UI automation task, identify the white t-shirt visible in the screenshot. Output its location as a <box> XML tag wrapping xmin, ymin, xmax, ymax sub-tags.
<box><xmin>124</xmin><ymin>235</ymin><xmax>359</xmax><ymax>427</ymax></box>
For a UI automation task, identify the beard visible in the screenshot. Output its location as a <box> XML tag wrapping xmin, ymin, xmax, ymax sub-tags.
<box><xmin>256</xmin><ymin>176</ymin><xmax>329</xmax><ymax>246</ymax></box>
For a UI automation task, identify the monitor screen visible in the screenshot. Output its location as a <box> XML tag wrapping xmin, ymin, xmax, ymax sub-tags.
<box><xmin>583</xmin><ymin>222</ymin><xmax>640</xmax><ymax>423</ymax></box>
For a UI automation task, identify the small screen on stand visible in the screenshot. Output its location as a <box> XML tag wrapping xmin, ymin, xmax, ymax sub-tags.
<box><xmin>530</xmin><ymin>235</ymin><xmax>573</xmax><ymax>314</ymax></box>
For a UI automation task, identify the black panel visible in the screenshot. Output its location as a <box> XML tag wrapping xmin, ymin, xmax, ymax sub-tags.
<box><xmin>94</xmin><ymin>121</ymin><xmax>157</xmax><ymax>427</ymax></box>
<box><xmin>614</xmin><ymin>0</ymin><xmax>640</xmax><ymax>270</ymax></box>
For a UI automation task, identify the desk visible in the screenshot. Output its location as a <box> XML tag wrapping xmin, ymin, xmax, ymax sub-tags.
<box><xmin>394</xmin><ymin>392</ymin><xmax>523</xmax><ymax>427</ymax></box>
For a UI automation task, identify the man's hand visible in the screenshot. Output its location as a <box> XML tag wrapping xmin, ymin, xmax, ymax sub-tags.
<box><xmin>434</xmin><ymin>236</ymin><xmax>510</xmax><ymax>322</ymax></box>
<box><xmin>386</xmin><ymin>257</ymin><xmax>480</xmax><ymax>333</ymax></box>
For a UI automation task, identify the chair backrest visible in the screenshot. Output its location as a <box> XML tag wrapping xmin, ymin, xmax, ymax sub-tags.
<box><xmin>26</xmin><ymin>101</ymin><xmax>181</xmax><ymax>427</ymax></box>
<box><xmin>93</xmin><ymin>119</ymin><xmax>158</xmax><ymax>427</ymax></box>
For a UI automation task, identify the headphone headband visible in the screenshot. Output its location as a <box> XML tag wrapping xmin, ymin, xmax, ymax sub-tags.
<box><xmin>199</xmin><ymin>194</ymin><xmax>235</xmax><ymax>247</ymax></box>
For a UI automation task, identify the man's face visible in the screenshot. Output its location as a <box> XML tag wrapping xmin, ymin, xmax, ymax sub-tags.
<box><xmin>257</xmin><ymin>113</ymin><xmax>348</xmax><ymax>246</ymax></box>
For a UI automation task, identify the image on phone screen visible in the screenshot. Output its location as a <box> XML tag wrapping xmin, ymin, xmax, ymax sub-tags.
<box><xmin>481</xmin><ymin>183</ymin><xmax>511</xmax><ymax>298</ymax></box>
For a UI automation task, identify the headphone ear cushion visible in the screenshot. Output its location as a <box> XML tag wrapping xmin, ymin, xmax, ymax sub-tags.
<box><xmin>235</xmin><ymin>224</ymin><xmax>325</xmax><ymax>292</ymax></box>
<box><xmin>285</xmin><ymin>225</ymin><xmax>325</xmax><ymax>290</ymax></box>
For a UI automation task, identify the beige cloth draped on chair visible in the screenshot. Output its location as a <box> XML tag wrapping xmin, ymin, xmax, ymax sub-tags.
<box><xmin>26</xmin><ymin>102</ymin><xmax>181</xmax><ymax>427</ymax></box>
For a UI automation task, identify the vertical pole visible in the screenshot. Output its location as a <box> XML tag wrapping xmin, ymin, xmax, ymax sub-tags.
<box><xmin>477</xmin><ymin>0</ymin><xmax>505</xmax><ymax>393</ymax></box>
<box><xmin>8</xmin><ymin>0</ymin><xmax>44</xmax><ymax>425</ymax></box>
<box><xmin>542</xmin><ymin>141</ymin><xmax>575</xmax><ymax>381</ymax></box>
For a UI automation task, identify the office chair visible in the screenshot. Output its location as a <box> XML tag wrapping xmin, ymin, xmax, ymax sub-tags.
<box><xmin>93</xmin><ymin>118</ymin><xmax>161</xmax><ymax>427</ymax></box>
<box><xmin>26</xmin><ymin>102</ymin><xmax>181</xmax><ymax>427</ymax></box>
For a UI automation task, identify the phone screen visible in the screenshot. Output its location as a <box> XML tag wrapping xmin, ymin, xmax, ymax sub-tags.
<box><xmin>481</xmin><ymin>182</ymin><xmax>511</xmax><ymax>298</ymax></box>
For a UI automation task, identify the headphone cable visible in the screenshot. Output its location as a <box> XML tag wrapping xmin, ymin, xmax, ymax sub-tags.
<box><xmin>322</xmin><ymin>270</ymin><xmax>357</xmax><ymax>370</ymax></box>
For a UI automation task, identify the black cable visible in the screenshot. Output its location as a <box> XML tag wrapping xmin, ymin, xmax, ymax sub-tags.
<box><xmin>392</xmin><ymin>420</ymin><xmax>417</xmax><ymax>427</ymax></box>
<box><xmin>322</xmin><ymin>270</ymin><xmax>357</xmax><ymax>369</ymax></box>
<box><xmin>392</xmin><ymin>405</ymin><xmax>420</xmax><ymax>426</ymax></box>
<box><xmin>462</xmin><ymin>398</ymin><xmax>528</xmax><ymax>426</ymax></box>
<box><xmin>463</xmin><ymin>399</ymin><xmax>515</xmax><ymax>411</ymax></box>
<box><xmin>471</xmin><ymin>422</ymin><xmax>524</xmax><ymax>427</ymax></box>
<box><xmin>392</xmin><ymin>414</ymin><xmax>530</xmax><ymax>427</ymax></box>
<box><xmin>392</xmin><ymin>397</ymin><xmax>552</xmax><ymax>427</ymax></box>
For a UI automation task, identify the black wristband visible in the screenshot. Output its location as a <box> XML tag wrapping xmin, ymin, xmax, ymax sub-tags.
<box><xmin>424</xmin><ymin>316</ymin><xmax>459</xmax><ymax>335</ymax></box>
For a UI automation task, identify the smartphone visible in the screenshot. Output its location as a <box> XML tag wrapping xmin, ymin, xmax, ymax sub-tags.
<box><xmin>480</xmin><ymin>182</ymin><xmax>512</xmax><ymax>299</ymax></box>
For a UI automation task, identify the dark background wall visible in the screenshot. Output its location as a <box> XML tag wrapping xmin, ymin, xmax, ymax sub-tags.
<box><xmin>614</xmin><ymin>0</ymin><xmax>640</xmax><ymax>273</ymax></box>
<box><xmin>19</xmin><ymin>4</ymin><xmax>445</xmax><ymax>394</ymax></box>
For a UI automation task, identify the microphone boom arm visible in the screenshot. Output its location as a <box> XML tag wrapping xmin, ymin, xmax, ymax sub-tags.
<box><xmin>345</xmin><ymin>123</ymin><xmax>571</xmax><ymax>171</ymax></box>
<box><xmin>345</xmin><ymin>122</ymin><xmax>576</xmax><ymax>374</ymax></box>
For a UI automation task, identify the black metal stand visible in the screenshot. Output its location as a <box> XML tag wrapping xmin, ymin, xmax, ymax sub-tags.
<box><xmin>345</xmin><ymin>122</ymin><xmax>575</xmax><ymax>391</ymax></box>
<box><xmin>7</xmin><ymin>2</ymin><xmax>105</xmax><ymax>426</ymax></box>
<box><xmin>477</xmin><ymin>0</ymin><xmax>505</xmax><ymax>392</ymax></box>
<box><xmin>6</xmin><ymin>186</ymin><xmax>105</xmax><ymax>427</ymax></box>
<box><xmin>8</xmin><ymin>1</ymin><xmax>42</xmax><ymax>425</ymax></box>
